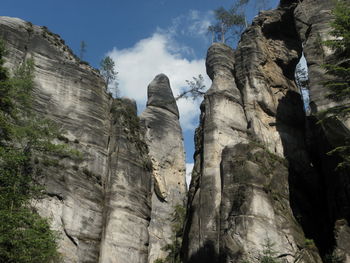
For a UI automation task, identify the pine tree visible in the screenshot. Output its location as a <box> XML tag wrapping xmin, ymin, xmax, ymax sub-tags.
<box><xmin>321</xmin><ymin>0</ymin><xmax>350</xmax><ymax>169</ymax></box>
<box><xmin>208</xmin><ymin>0</ymin><xmax>248</xmax><ymax>45</ymax></box>
<box><xmin>100</xmin><ymin>56</ymin><xmax>119</xmax><ymax>97</ymax></box>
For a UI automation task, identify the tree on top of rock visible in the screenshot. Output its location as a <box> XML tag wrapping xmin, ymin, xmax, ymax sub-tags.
<box><xmin>208</xmin><ymin>0</ymin><xmax>248</xmax><ymax>45</ymax></box>
<box><xmin>100</xmin><ymin>56</ymin><xmax>119</xmax><ymax>98</ymax></box>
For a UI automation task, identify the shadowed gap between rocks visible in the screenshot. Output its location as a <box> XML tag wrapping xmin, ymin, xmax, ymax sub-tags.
<box><xmin>185</xmin><ymin>241</ymin><xmax>227</xmax><ymax>263</ymax></box>
<box><xmin>276</xmin><ymin>91</ymin><xmax>338</xmax><ymax>258</ymax></box>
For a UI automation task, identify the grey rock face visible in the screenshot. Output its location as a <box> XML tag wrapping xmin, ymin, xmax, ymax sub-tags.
<box><xmin>334</xmin><ymin>219</ymin><xmax>350</xmax><ymax>263</ymax></box>
<box><xmin>234</xmin><ymin>5</ymin><xmax>304</xmax><ymax>156</ymax></box>
<box><xmin>294</xmin><ymin>0</ymin><xmax>337</xmax><ymax>113</ymax></box>
<box><xmin>219</xmin><ymin>143</ymin><xmax>321</xmax><ymax>263</ymax></box>
<box><xmin>183</xmin><ymin>43</ymin><xmax>248</xmax><ymax>261</ymax></box>
<box><xmin>146</xmin><ymin>74</ymin><xmax>179</xmax><ymax>117</ymax></box>
<box><xmin>0</xmin><ymin>16</ymin><xmax>108</xmax><ymax>262</ymax></box>
<box><xmin>140</xmin><ymin>74</ymin><xmax>187</xmax><ymax>263</ymax></box>
<box><xmin>294</xmin><ymin>0</ymin><xmax>350</xmax><ymax>257</ymax></box>
<box><xmin>99</xmin><ymin>99</ymin><xmax>152</xmax><ymax>263</ymax></box>
<box><xmin>0</xmin><ymin>16</ymin><xmax>152</xmax><ymax>263</ymax></box>
<box><xmin>184</xmin><ymin>0</ymin><xmax>350</xmax><ymax>262</ymax></box>
<box><xmin>183</xmin><ymin>4</ymin><xmax>323</xmax><ymax>263</ymax></box>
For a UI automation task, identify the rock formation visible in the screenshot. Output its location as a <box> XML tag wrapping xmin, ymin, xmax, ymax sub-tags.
<box><xmin>98</xmin><ymin>99</ymin><xmax>152</xmax><ymax>263</ymax></box>
<box><xmin>184</xmin><ymin>0</ymin><xmax>350</xmax><ymax>262</ymax></box>
<box><xmin>0</xmin><ymin>16</ymin><xmax>186</xmax><ymax>263</ymax></box>
<box><xmin>0</xmin><ymin>16</ymin><xmax>112</xmax><ymax>262</ymax></box>
<box><xmin>1</xmin><ymin>0</ymin><xmax>350</xmax><ymax>262</ymax></box>
<box><xmin>141</xmin><ymin>74</ymin><xmax>187</xmax><ymax>262</ymax></box>
<box><xmin>183</xmin><ymin>43</ymin><xmax>249</xmax><ymax>261</ymax></box>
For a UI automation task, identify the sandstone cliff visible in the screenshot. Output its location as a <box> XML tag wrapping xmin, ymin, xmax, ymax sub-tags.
<box><xmin>183</xmin><ymin>0</ymin><xmax>350</xmax><ymax>262</ymax></box>
<box><xmin>1</xmin><ymin>0</ymin><xmax>350</xmax><ymax>261</ymax></box>
<box><xmin>0</xmin><ymin>16</ymin><xmax>186</xmax><ymax>263</ymax></box>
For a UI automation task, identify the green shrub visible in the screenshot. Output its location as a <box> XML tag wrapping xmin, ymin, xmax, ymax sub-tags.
<box><xmin>304</xmin><ymin>238</ymin><xmax>317</xmax><ymax>250</ymax></box>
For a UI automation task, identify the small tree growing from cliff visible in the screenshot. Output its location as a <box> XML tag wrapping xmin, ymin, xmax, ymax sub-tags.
<box><xmin>100</xmin><ymin>56</ymin><xmax>119</xmax><ymax>97</ymax></box>
<box><xmin>208</xmin><ymin>0</ymin><xmax>248</xmax><ymax>45</ymax></box>
<box><xmin>176</xmin><ymin>74</ymin><xmax>206</xmax><ymax>101</ymax></box>
<box><xmin>240</xmin><ymin>237</ymin><xmax>281</xmax><ymax>263</ymax></box>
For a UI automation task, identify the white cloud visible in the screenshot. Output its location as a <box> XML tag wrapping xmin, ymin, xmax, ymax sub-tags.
<box><xmin>186</xmin><ymin>163</ymin><xmax>194</xmax><ymax>189</ymax></box>
<box><xmin>187</xmin><ymin>11</ymin><xmax>213</xmax><ymax>37</ymax></box>
<box><xmin>157</xmin><ymin>9</ymin><xmax>214</xmax><ymax>41</ymax></box>
<box><xmin>107</xmin><ymin>32</ymin><xmax>211</xmax><ymax>131</ymax></box>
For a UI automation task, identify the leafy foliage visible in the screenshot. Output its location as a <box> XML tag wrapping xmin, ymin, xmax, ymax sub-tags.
<box><xmin>176</xmin><ymin>74</ymin><xmax>206</xmax><ymax>101</ymax></box>
<box><xmin>207</xmin><ymin>0</ymin><xmax>273</xmax><ymax>45</ymax></box>
<box><xmin>208</xmin><ymin>0</ymin><xmax>248</xmax><ymax>44</ymax></box>
<box><xmin>321</xmin><ymin>0</ymin><xmax>350</xmax><ymax>169</ymax></box>
<box><xmin>0</xmin><ymin>39</ymin><xmax>62</xmax><ymax>262</ymax></box>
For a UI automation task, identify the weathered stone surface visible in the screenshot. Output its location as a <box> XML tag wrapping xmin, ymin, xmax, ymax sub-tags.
<box><xmin>146</xmin><ymin>74</ymin><xmax>179</xmax><ymax>117</ymax></box>
<box><xmin>333</xmin><ymin>219</ymin><xmax>350</xmax><ymax>263</ymax></box>
<box><xmin>294</xmin><ymin>0</ymin><xmax>337</xmax><ymax>113</ymax></box>
<box><xmin>0</xmin><ymin>16</ymin><xmax>109</xmax><ymax>262</ymax></box>
<box><xmin>0</xmin><ymin>16</ymin><xmax>152</xmax><ymax>263</ymax></box>
<box><xmin>234</xmin><ymin>4</ymin><xmax>303</xmax><ymax>156</ymax></box>
<box><xmin>183</xmin><ymin>43</ymin><xmax>248</xmax><ymax>262</ymax></box>
<box><xmin>219</xmin><ymin>143</ymin><xmax>322</xmax><ymax>263</ymax></box>
<box><xmin>294</xmin><ymin>0</ymin><xmax>350</xmax><ymax>257</ymax></box>
<box><xmin>140</xmin><ymin>74</ymin><xmax>187</xmax><ymax>263</ymax></box>
<box><xmin>183</xmin><ymin>3</ymin><xmax>325</xmax><ymax>263</ymax></box>
<box><xmin>99</xmin><ymin>99</ymin><xmax>152</xmax><ymax>263</ymax></box>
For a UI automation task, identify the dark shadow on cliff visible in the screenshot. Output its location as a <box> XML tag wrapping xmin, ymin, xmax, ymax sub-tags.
<box><xmin>275</xmin><ymin>90</ymin><xmax>337</xmax><ymax>257</ymax></box>
<box><xmin>183</xmin><ymin>241</ymin><xmax>226</xmax><ymax>263</ymax></box>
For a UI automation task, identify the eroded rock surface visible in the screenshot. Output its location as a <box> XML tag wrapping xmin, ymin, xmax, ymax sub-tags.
<box><xmin>219</xmin><ymin>143</ymin><xmax>321</xmax><ymax>263</ymax></box>
<box><xmin>99</xmin><ymin>99</ymin><xmax>152</xmax><ymax>263</ymax></box>
<box><xmin>183</xmin><ymin>43</ymin><xmax>248</xmax><ymax>261</ymax></box>
<box><xmin>0</xmin><ymin>16</ymin><xmax>152</xmax><ymax>263</ymax></box>
<box><xmin>141</xmin><ymin>74</ymin><xmax>187</xmax><ymax>263</ymax></box>
<box><xmin>294</xmin><ymin>0</ymin><xmax>350</xmax><ymax>257</ymax></box>
<box><xmin>183</xmin><ymin>3</ymin><xmax>325</xmax><ymax>263</ymax></box>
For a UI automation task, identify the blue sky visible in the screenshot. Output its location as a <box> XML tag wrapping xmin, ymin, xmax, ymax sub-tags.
<box><xmin>2</xmin><ymin>0</ymin><xmax>280</xmax><ymax>181</ymax></box>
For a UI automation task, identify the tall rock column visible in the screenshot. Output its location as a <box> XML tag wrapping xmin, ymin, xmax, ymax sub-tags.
<box><xmin>99</xmin><ymin>99</ymin><xmax>152</xmax><ymax>263</ymax></box>
<box><xmin>183</xmin><ymin>43</ymin><xmax>248</xmax><ymax>262</ymax></box>
<box><xmin>140</xmin><ymin>74</ymin><xmax>187</xmax><ymax>263</ymax></box>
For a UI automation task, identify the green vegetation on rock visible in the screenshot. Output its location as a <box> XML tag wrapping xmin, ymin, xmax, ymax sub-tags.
<box><xmin>0</xmin><ymin>39</ymin><xmax>65</xmax><ymax>263</ymax></box>
<box><xmin>321</xmin><ymin>0</ymin><xmax>350</xmax><ymax>169</ymax></box>
<box><xmin>154</xmin><ymin>204</ymin><xmax>186</xmax><ymax>263</ymax></box>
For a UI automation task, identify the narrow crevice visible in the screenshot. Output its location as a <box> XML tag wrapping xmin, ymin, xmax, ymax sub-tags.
<box><xmin>275</xmin><ymin>9</ymin><xmax>337</xmax><ymax>259</ymax></box>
